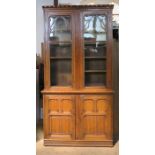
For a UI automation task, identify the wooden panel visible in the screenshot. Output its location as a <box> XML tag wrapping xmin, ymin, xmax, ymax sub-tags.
<box><xmin>44</xmin><ymin>95</ymin><xmax>75</xmax><ymax>140</ymax></box>
<box><xmin>44</xmin><ymin>139</ymin><xmax>113</xmax><ymax>147</ymax></box>
<box><xmin>77</xmin><ymin>95</ymin><xmax>113</xmax><ymax>141</ymax></box>
<box><xmin>112</xmin><ymin>38</ymin><xmax>119</xmax><ymax>143</ymax></box>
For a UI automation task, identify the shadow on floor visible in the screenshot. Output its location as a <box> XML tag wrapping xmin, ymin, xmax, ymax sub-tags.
<box><xmin>36</xmin><ymin>123</ymin><xmax>43</xmax><ymax>142</ymax></box>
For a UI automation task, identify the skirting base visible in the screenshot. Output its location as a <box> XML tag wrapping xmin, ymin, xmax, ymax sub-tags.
<box><xmin>44</xmin><ymin>139</ymin><xmax>114</xmax><ymax>147</ymax></box>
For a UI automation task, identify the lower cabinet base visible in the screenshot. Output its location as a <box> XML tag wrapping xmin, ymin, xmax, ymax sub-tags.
<box><xmin>43</xmin><ymin>94</ymin><xmax>114</xmax><ymax>147</ymax></box>
<box><xmin>44</xmin><ymin>140</ymin><xmax>114</xmax><ymax>147</ymax></box>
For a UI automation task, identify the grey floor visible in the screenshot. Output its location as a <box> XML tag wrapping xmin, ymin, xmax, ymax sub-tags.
<box><xmin>36</xmin><ymin>125</ymin><xmax>119</xmax><ymax>155</ymax></box>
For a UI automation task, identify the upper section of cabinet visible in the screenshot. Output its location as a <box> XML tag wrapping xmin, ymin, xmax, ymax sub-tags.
<box><xmin>42</xmin><ymin>5</ymin><xmax>113</xmax><ymax>91</ymax></box>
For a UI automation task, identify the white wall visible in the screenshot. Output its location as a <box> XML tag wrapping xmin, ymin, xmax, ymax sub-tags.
<box><xmin>36</xmin><ymin>0</ymin><xmax>53</xmax><ymax>55</ymax></box>
<box><xmin>36</xmin><ymin>0</ymin><xmax>118</xmax><ymax>55</ymax></box>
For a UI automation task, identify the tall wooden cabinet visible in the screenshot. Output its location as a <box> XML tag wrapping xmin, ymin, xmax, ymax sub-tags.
<box><xmin>42</xmin><ymin>4</ymin><xmax>114</xmax><ymax>146</ymax></box>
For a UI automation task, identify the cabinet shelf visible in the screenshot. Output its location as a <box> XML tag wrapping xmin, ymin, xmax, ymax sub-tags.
<box><xmin>50</xmin><ymin>57</ymin><xmax>71</xmax><ymax>60</ymax></box>
<box><xmin>85</xmin><ymin>57</ymin><xmax>106</xmax><ymax>59</ymax></box>
<box><xmin>48</xmin><ymin>41</ymin><xmax>72</xmax><ymax>45</ymax></box>
<box><xmin>84</xmin><ymin>41</ymin><xmax>107</xmax><ymax>45</ymax></box>
<box><xmin>85</xmin><ymin>70</ymin><xmax>106</xmax><ymax>73</ymax></box>
<box><xmin>85</xmin><ymin>83</ymin><xmax>106</xmax><ymax>86</ymax></box>
<box><xmin>84</xmin><ymin>31</ymin><xmax>106</xmax><ymax>34</ymax></box>
<box><xmin>52</xmin><ymin>29</ymin><xmax>71</xmax><ymax>33</ymax></box>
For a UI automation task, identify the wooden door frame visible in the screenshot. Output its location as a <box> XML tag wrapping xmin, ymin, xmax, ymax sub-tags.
<box><xmin>43</xmin><ymin>9</ymin><xmax>76</xmax><ymax>90</ymax></box>
<box><xmin>78</xmin><ymin>9</ymin><xmax>113</xmax><ymax>90</ymax></box>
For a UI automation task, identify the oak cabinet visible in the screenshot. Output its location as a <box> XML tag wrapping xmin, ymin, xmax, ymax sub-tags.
<box><xmin>42</xmin><ymin>4</ymin><xmax>114</xmax><ymax>146</ymax></box>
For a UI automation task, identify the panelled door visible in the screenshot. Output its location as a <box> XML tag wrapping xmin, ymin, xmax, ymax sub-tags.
<box><xmin>44</xmin><ymin>95</ymin><xmax>76</xmax><ymax>140</ymax></box>
<box><xmin>44</xmin><ymin>94</ymin><xmax>112</xmax><ymax>141</ymax></box>
<box><xmin>76</xmin><ymin>95</ymin><xmax>113</xmax><ymax>141</ymax></box>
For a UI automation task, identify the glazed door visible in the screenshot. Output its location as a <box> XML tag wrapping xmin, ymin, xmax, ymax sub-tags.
<box><xmin>44</xmin><ymin>12</ymin><xmax>76</xmax><ymax>88</ymax></box>
<box><xmin>79</xmin><ymin>11</ymin><xmax>113</xmax><ymax>88</ymax></box>
<box><xmin>44</xmin><ymin>95</ymin><xmax>75</xmax><ymax>140</ymax></box>
<box><xmin>76</xmin><ymin>95</ymin><xmax>113</xmax><ymax>141</ymax></box>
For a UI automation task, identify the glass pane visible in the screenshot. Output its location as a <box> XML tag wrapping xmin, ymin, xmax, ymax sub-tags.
<box><xmin>85</xmin><ymin>60</ymin><xmax>106</xmax><ymax>70</ymax></box>
<box><xmin>49</xmin><ymin>15</ymin><xmax>72</xmax><ymax>87</ymax></box>
<box><xmin>84</xmin><ymin>15</ymin><xmax>107</xmax><ymax>87</ymax></box>
<box><xmin>85</xmin><ymin>73</ymin><xmax>106</xmax><ymax>86</ymax></box>
<box><xmin>50</xmin><ymin>60</ymin><xmax>71</xmax><ymax>86</ymax></box>
<box><xmin>84</xmin><ymin>15</ymin><xmax>106</xmax><ymax>42</ymax></box>
<box><xmin>50</xmin><ymin>44</ymin><xmax>71</xmax><ymax>58</ymax></box>
<box><xmin>85</xmin><ymin>42</ymin><xmax>106</xmax><ymax>57</ymax></box>
<box><xmin>49</xmin><ymin>16</ymin><xmax>71</xmax><ymax>42</ymax></box>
